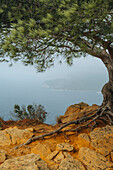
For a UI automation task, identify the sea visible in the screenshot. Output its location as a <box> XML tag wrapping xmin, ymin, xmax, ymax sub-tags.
<box><xmin>0</xmin><ymin>56</ymin><xmax>108</xmax><ymax>124</ymax></box>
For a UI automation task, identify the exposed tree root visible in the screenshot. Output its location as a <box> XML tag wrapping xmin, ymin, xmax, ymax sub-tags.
<box><xmin>14</xmin><ymin>106</ymin><xmax>113</xmax><ymax>149</ymax></box>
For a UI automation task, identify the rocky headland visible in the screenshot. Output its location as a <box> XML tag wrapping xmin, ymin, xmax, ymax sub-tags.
<box><xmin>0</xmin><ymin>102</ymin><xmax>113</xmax><ymax>170</ymax></box>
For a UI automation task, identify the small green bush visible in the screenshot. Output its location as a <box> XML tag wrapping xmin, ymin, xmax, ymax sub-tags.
<box><xmin>11</xmin><ymin>104</ymin><xmax>47</xmax><ymax>123</ymax></box>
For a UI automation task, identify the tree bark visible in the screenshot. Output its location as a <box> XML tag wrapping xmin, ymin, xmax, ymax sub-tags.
<box><xmin>101</xmin><ymin>58</ymin><xmax>113</xmax><ymax>112</ymax></box>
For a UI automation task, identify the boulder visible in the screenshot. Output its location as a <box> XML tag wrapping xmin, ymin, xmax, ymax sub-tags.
<box><xmin>0</xmin><ymin>153</ymin><xmax>49</xmax><ymax>170</ymax></box>
<box><xmin>90</xmin><ymin>125</ymin><xmax>113</xmax><ymax>156</ymax></box>
<box><xmin>76</xmin><ymin>133</ymin><xmax>91</xmax><ymax>148</ymax></box>
<box><xmin>57</xmin><ymin>143</ymin><xmax>74</xmax><ymax>152</ymax></box>
<box><xmin>31</xmin><ymin>142</ymin><xmax>51</xmax><ymax>158</ymax></box>
<box><xmin>60</xmin><ymin>102</ymin><xmax>98</xmax><ymax>123</ymax></box>
<box><xmin>78</xmin><ymin>147</ymin><xmax>113</xmax><ymax>169</ymax></box>
<box><xmin>58</xmin><ymin>158</ymin><xmax>85</xmax><ymax>170</ymax></box>
<box><xmin>0</xmin><ymin>126</ymin><xmax>33</xmax><ymax>146</ymax></box>
<box><xmin>65</xmin><ymin>102</ymin><xmax>89</xmax><ymax>117</ymax></box>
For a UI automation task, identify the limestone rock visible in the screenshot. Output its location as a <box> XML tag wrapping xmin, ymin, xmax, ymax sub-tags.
<box><xmin>63</xmin><ymin>152</ymin><xmax>74</xmax><ymax>159</ymax></box>
<box><xmin>0</xmin><ymin>126</ymin><xmax>33</xmax><ymax>146</ymax></box>
<box><xmin>0</xmin><ymin>149</ymin><xmax>7</xmax><ymax>155</ymax></box>
<box><xmin>65</xmin><ymin>102</ymin><xmax>89</xmax><ymax>117</ymax></box>
<box><xmin>46</xmin><ymin>151</ymin><xmax>59</xmax><ymax>160</ymax></box>
<box><xmin>26</xmin><ymin>128</ymin><xmax>34</xmax><ymax>132</ymax></box>
<box><xmin>90</xmin><ymin>125</ymin><xmax>113</xmax><ymax>156</ymax></box>
<box><xmin>76</xmin><ymin>133</ymin><xmax>91</xmax><ymax>148</ymax></box>
<box><xmin>57</xmin><ymin>143</ymin><xmax>74</xmax><ymax>152</ymax></box>
<box><xmin>78</xmin><ymin>133</ymin><xmax>90</xmax><ymax>143</ymax></box>
<box><xmin>111</xmin><ymin>152</ymin><xmax>113</xmax><ymax>162</ymax></box>
<box><xmin>0</xmin><ymin>130</ymin><xmax>11</xmax><ymax>146</ymax></box>
<box><xmin>0</xmin><ymin>153</ymin><xmax>49</xmax><ymax>170</ymax></box>
<box><xmin>31</xmin><ymin>142</ymin><xmax>51</xmax><ymax>158</ymax></box>
<box><xmin>78</xmin><ymin>147</ymin><xmax>113</xmax><ymax>169</ymax></box>
<box><xmin>0</xmin><ymin>149</ymin><xmax>7</xmax><ymax>163</ymax></box>
<box><xmin>49</xmin><ymin>163</ymin><xmax>59</xmax><ymax>170</ymax></box>
<box><xmin>0</xmin><ymin>152</ymin><xmax>6</xmax><ymax>163</ymax></box>
<box><xmin>54</xmin><ymin>152</ymin><xmax>64</xmax><ymax>163</ymax></box>
<box><xmin>60</xmin><ymin>102</ymin><xmax>98</xmax><ymax>123</ymax></box>
<box><xmin>58</xmin><ymin>158</ymin><xmax>85</xmax><ymax>170</ymax></box>
<box><xmin>46</xmin><ymin>159</ymin><xmax>59</xmax><ymax>170</ymax></box>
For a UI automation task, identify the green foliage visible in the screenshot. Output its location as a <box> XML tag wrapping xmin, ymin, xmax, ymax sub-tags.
<box><xmin>11</xmin><ymin>104</ymin><xmax>47</xmax><ymax>123</ymax></box>
<box><xmin>0</xmin><ymin>0</ymin><xmax>113</xmax><ymax>71</ymax></box>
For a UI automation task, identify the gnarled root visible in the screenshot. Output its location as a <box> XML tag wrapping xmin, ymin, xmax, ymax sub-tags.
<box><xmin>14</xmin><ymin>106</ymin><xmax>113</xmax><ymax>149</ymax></box>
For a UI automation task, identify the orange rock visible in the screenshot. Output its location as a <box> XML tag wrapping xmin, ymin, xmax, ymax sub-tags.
<box><xmin>90</xmin><ymin>125</ymin><xmax>113</xmax><ymax>156</ymax></box>
<box><xmin>78</xmin><ymin>147</ymin><xmax>113</xmax><ymax>169</ymax></box>
<box><xmin>0</xmin><ymin>152</ymin><xmax>6</xmax><ymax>163</ymax></box>
<box><xmin>111</xmin><ymin>152</ymin><xmax>113</xmax><ymax>162</ymax></box>
<box><xmin>31</xmin><ymin>142</ymin><xmax>51</xmax><ymax>158</ymax></box>
<box><xmin>75</xmin><ymin>133</ymin><xmax>91</xmax><ymax>149</ymax></box>
<box><xmin>54</xmin><ymin>151</ymin><xmax>64</xmax><ymax>163</ymax></box>
<box><xmin>46</xmin><ymin>151</ymin><xmax>59</xmax><ymax>160</ymax></box>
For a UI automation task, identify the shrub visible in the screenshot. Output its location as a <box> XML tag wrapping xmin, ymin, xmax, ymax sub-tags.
<box><xmin>11</xmin><ymin>104</ymin><xmax>47</xmax><ymax>123</ymax></box>
<box><xmin>0</xmin><ymin>117</ymin><xmax>4</xmax><ymax>130</ymax></box>
<box><xmin>56</xmin><ymin>116</ymin><xmax>62</xmax><ymax>124</ymax></box>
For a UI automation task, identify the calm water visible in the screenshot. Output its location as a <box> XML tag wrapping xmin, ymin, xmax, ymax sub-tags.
<box><xmin>0</xmin><ymin>56</ymin><xmax>108</xmax><ymax>124</ymax></box>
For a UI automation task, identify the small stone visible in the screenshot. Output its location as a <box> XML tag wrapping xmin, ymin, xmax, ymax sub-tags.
<box><xmin>49</xmin><ymin>163</ymin><xmax>59</xmax><ymax>170</ymax></box>
<box><xmin>0</xmin><ymin>152</ymin><xmax>6</xmax><ymax>162</ymax></box>
<box><xmin>46</xmin><ymin>151</ymin><xmax>59</xmax><ymax>160</ymax></box>
<box><xmin>57</xmin><ymin>143</ymin><xmax>74</xmax><ymax>152</ymax></box>
<box><xmin>26</xmin><ymin>128</ymin><xmax>34</xmax><ymax>132</ymax></box>
<box><xmin>54</xmin><ymin>152</ymin><xmax>64</xmax><ymax>163</ymax></box>
<box><xmin>63</xmin><ymin>152</ymin><xmax>74</xmax><ymax>159</ymax></box>
<box><xmin>0</xmin><ymin>149</ymin><xmax>7</xmax><ymax>155</ymax></box>
<box><xmin>47</xmin><ymin>160</ymin><xmax>59</xmax><ymax>170</ymax></box>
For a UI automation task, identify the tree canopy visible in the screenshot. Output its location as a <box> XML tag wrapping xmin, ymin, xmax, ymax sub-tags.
<box><xmin>0</xmin><ymin>0</ymin><xmax>113</xmax><ymax>71</ymax></box>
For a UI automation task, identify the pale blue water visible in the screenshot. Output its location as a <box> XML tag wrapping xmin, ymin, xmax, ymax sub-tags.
<box><xmin>0</xmin><ymin>56</ymin><xmax>108</xmax><ymax>124</ymax></box>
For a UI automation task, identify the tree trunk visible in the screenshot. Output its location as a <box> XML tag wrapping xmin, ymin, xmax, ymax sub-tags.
<box><xmin>101</xmin><ymin>58</ymin><xmax>113</xmax><ymax>113</ymax></box>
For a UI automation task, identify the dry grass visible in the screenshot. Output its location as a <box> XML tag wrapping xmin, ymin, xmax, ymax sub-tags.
<box><xmin>56</xmin><ymin>116</ymin><xmax>62</xmax><ymax>124</ymax></box>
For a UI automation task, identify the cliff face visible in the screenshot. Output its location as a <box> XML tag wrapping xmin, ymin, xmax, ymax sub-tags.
<box><xmin>0</xmin><ymin>103</ymin><xmax>113</xmax><ymax>170</ymax></box>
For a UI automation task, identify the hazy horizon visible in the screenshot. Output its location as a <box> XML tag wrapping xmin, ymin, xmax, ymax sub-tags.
<box><xmin>0</xmin><ymin>55</ymin><xmax>108</xmax><ymax>124</ymax></box>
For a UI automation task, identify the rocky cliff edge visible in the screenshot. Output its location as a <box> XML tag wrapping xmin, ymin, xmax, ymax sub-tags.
<box><xmin>0</xmin><ymin>102</ymin><xmax>113</xmax><ymax>170</ymax></box>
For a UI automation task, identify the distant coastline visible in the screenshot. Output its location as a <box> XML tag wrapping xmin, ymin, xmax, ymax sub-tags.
<box><xmin>42</xmin><ymin>79</ymin><xmax>102</xmax><ymax>93</ymax></box>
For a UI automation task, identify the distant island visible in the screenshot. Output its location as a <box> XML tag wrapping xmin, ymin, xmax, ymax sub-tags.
<box><xmin>42</xmin><ymin>78</ymin><xmax>103</xmax><ymax>92</ymax></box>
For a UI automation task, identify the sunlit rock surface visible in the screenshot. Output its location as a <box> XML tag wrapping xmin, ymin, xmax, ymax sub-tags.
<box><xmin>90</xmin><ymin>125</ymin><xmax>113</xmax><ymax>156</ymax></box>
<box><xmin>0</xmin><ymin>126</ymin><xmax>33</xmax><ymax>146</ymax></box>
<box><xmin>78</xmin><ymin>147</ymin><xmax>113</xmax><ymax>169</ymax></box>
<box><xmin>0</xmin><ymin>103</ymin><xmax>113</xmax><ymax>169</ymax></box>
<box><xmin>0</xmin><ymin>153</ymin><xmax>49</xmax><ymax>170</ymax></box>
